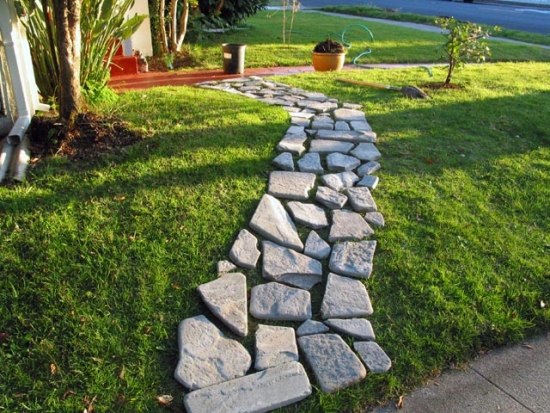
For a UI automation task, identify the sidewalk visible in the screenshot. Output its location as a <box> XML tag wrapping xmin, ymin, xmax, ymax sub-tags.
<box><xmin>370</xmin><ymin>333</ymin><xmax>550</xmax><ymax>413</ymax></box>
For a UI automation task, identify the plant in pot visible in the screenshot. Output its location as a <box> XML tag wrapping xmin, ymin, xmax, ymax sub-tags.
<box><xmin>312</xmin><ymin>38</ymin><xmax>346</xmax><ymax>72</ymax></box>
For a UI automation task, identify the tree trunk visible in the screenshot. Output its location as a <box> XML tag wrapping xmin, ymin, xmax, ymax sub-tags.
<box><xmin>159</xmin><ymin>0</ymin><xmax>168</xmax><ymax>53</ymax></box>
<box><xmin>169</xmin><ymin>0</ymin><xmax>178</xmax><ymax>52</ymax></box>
<box><xmin>175</xmin><ymin>0</ymin><xmax>190</xmax><ymax>51</ymax></box>
<box><xmin>52</xmin><ymin>0</ymin><xmax>82</xmax><ymax>125</ymax></box>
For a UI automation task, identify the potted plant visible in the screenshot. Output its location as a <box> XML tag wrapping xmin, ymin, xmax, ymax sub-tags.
<box><xmin>312</xmin><ymin>38</ymin><xmax>346</xmax><ymax>72</ymax></box>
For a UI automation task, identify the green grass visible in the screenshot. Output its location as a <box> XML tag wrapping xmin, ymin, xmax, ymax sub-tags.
<box><xmin>184</xmin><ymin>10</ymin><xmax>550</xmax><ymax>68</ymax></box>
<box><xmin>2</xmin><ymin>62</ymin><xmax>549</xmax><ymax>412</ymax></box>
<box><xmin>321</xmin><ymin>5</ymin><xmax>550</xmax><ymax>47</ymax></box>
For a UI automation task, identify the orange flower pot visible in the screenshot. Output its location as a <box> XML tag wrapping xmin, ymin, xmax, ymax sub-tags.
<box><xmin>312</xmin><ymin>52</ymin><xmax>346</xmax><ymax>72</ymax></box>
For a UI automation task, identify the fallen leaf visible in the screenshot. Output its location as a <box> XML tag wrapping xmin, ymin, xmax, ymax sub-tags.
<box><xmin>156</xmin><ymin>395</ymin><xmax>173</xmax><ymax>406</ymax></box>
<box><xmin>50</xmin><ymin>363</ymin><xmax>57</xmax><ymax>375</ymax></box>
<box><xmin>118</xmin><ymin>365</ymin><xmax>125</xmax><ymax>380</ymax></box>
<box><xmin>396</xmin><ymin>395</ymin><xmax>404</xmax><ymax>409</ymax></box>
<box><xmin>62</xmin><ymin>390</ymin><xmax>76</xmax><ymax>400</ymax></box>
<box><xmin>522</xmin><ymin>344</ymin><xmax>533</xmax><ymax>350</ymax></box>
<box><xmin>541</xmin><ymin>300</ymin><xmax>546</xmax><ymax>308</ymax></box>
<box><xmin>83</xmin><ymin>395</ymin><xmax>96</xmax><ymax>413</ymax></box>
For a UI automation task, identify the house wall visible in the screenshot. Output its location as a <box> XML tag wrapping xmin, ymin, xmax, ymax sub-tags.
<box><xmin>126</xmin><ymin>0</ymin><xmax>154</xmax><ymax>57</ymax></box>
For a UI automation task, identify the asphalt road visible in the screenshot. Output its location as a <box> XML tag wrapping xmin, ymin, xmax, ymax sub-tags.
<box><xmin>299</xmin><ymin>0</ymin><xmax>550</xmax><ymax>34</ymax></box>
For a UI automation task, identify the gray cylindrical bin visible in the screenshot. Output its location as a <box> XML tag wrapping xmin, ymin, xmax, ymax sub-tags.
<box><xmin>222</xmin><ymin>43</ymin><xmax>246</xmax><ymax>74</ymax></box>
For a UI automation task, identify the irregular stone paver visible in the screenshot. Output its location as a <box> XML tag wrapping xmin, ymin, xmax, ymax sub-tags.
<box><xmin>329</xmin><ymin>209</ymin><xmax>374</xmax><ymax>242</ymax></box>
<box><xmin>277</xmin><ymin>134</ymin><xmax>307</xmax><ymax>156</ymax></box>
<box><xmin>290</xmin><ymin>111</ymin><xmax>315</xmax><ymax>119</ymax></box>
<box><xmin>272</xmin><ymin>152</ymin><xmax>294</xmax><ymax>171</ymax></box>
<box><xmin>327</xmin><ymin>153</ymin><xmax>361</xmax><ymax>172</ymax></box>
<box><xmin>255</xmin><ymin>325</ymin><xmax>299</xmax><ymax>370</ymax></box>
<box><xmin>287</xmin><ymin>201</ymin><xmax>329</xmax><ymax>229</ymax></box>
<box><xmin>298</xmin><ymin>334</ymin><xmax>366</xmax><ymax>393</ymax></box>
<box><xmin>321</xmin><ymin>272</ymin><xmax>373</xmax><ymax>318</ymax></box>
<box><xmin>333</xmin><ymin>108</ymin><xmax>367</xmax><ymax>122</ymax></box>
<box><xmin>304</xmin><ymin>230</ymin><xmax>331</xmax><ymax>260</ymax></box>
<box><xmin>354</xmin><ymin>341</ymin><xmax>392</xmax><ymax>373</ymax></box>
<box><xmin>287</xmin><ymin>125</ymin><xmax>305</xmax><ymax>135</ymax></box>
<box><xmin>296</xmin><ymin>320</ymin><xmax>329</xmax><ymax>336</ymax></box>
<box><xmin>229</xmin><ymin>229</ymin><xmax>261</xmax><ymax>269</ymax></box>
<box><xmin>350</xmin><ymin>120</ymin><xmax>372</xmax><ymax>131</ymax></box>
<box><xmin>250</xmin><ymin>282</ymin><xmax>312</xmax><ymax>321</ymax></box>
<box><xmin>321</xmin><ymin>171</ymin><xmax>359</xmax><ymax>192</ymax></box>
<box><xmin>316</xmin><ymin>186</ymin><xmax>348</xmax><ymax>209</ymax></box>
<box><xmin>346</xmin><ymin>186</ymin><xmax>378</xmax><ymax>212</ymax></box>
<box><xmin>262</xmin><ymin>241</ymin><xmax>322</xmax><ymax>290</ymax></box>
<box><xmin>357</xmin><ymin>160</ymin><xmax>381</xmax><ymax>176</ymax></box>
<box><xmin>364</xmin><ymin>211</ymin><xmax>385</xmax><ymax>228</ymax></box>
<box><xmin>268</xmin><ymin>171</ymin><xmax>316</xmax><ymax>201</ymax></box>
<box><xmin>351</xmin><ymin>142</ymin><xmax>382</xmax><ymax>161</ymax></box>
<box><xmin>217</xmin><ymin>260</ymin><xmax>236</xmax><ymax>275</ymax></box>
<box><xmin>309</xmin><ymin>139</ymin><xmax>354</xmax><ymax>154</ymax></box>
<box><xmin>325</xmin><ymin>318</ymin><xmax>375</xmax><ymax>340</ymax></box>
<box><xmin>249</xmin><ymin>194</ymin><xmax>303</xmax><ymax>251</ymax></box>
<box><xmin>174</xmin><ymin>315</ymin><xmax>251</xmax><ymax>390</ymax></box>
<box><xmin>297</xmin><ymin>152</ymin><xmax>323</xmax><ymax>174</ymax></box>
<box><xmin>198</xmin><ymin>273</ymin><xmax>248</xmax><ymax>337</ymax></box>
<box><xmin>357</xmin><ymin>174</ymin><xmax>379</xmax><ymax>190</ymax></box>
<box><xmin>329</xmin><ymin>241</ymin><xmax>377</xmax><ymax>279</ymax></box>
<box><xmin>316</xmin><ymin>129</ymin><xmax>375</xmax><ymax>143</ymax></box>
<box><xmin>342</xmin><ymin>102</ymin><xmax>362</xmax><ymax>110</ymax></box>
<box><xmin>291</xmin><ymin>117</ymin><xmax>310</xmax><ymax>127</ymax></box>
<box><xmin>183</xmin><ymin>361</ymin><xmax>312</xmax><ymax>413</ymax></box>
<box><xmin>335</xmin><ymin>121</ymin><xmax>351</xmax><ymax>131</ymax></box>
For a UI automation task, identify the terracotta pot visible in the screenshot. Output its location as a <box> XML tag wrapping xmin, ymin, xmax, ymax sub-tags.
<box><xmin>312</xmin><ymin>52</ymin><xmax>346</xmax><ymax>72</ymax></box>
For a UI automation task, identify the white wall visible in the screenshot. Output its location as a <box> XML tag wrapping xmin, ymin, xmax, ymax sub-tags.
<box><xmin>126</xmin><ymin>0</ymin><xmax>154</xmax><ymax>57</ymax></box>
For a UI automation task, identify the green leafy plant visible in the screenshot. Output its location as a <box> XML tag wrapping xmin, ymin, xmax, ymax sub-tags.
<box><xmin>18</xmin><ymin>0</ymin><xmax>145</xmax><ymax>103</ymax></box>
<box><xmin>436</xmin><ymin>17</ymin><xmax>495</xmax><ymax>85</ymax></box>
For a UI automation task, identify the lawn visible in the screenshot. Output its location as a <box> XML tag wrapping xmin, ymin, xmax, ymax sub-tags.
<box><xmin>182</xmin><ymin>10</ymin><xmax>550</xmax><ymax>69</ymax></box>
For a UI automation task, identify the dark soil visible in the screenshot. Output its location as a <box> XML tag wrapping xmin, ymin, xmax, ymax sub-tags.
<box><xmin>29</xmin><ymin>112</ymin><xmax>142</xmax><ymax>162</ymax></box>
<box><xmin>147</xmin><ymin>51</ymin><xmax>198</xmax><ymax>72</ymax></box>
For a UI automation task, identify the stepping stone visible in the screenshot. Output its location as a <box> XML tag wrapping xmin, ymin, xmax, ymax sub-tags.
<box><xmin>351</xmin><ymin>143</ymin><xmax>382</xmax><ymax>161</ymax></box>
<box><xmin>357</xmin><ymin>161</ymin><xmax>380</xmax><ymax>176</ymax></box>
<box><xmin>250</xmin><ymin>282</ymin><xmax>312</xmax><ymax>321</ymax></box>
<box><xmin>297</xmin><ymin>320</ymin><xmax>329</xmax><ymax>337</ymax></box>
<box><xmin>354</xmin><ymin>342</ymin><xmax>392</xmax><ymax>373</ymax></box>
<box><xmin>291</xmin><ymin>117</ymin><xmax>310</xmax><ymax>127</ymax></box>
<box><xmin>316</xmin><ymin>186</ymin><xmax>348</xmax><ymax>209</ymax></box>
<box><xmin>302</xmin><ymin>91</ymin><xmax>328</xmax><ymax>101</ymax></box>
<box><xmin>262</xmin><ymin>241</ymin><xmax>323</xmax><ymax>290</ymax></box>
<box><xmin>287</xmin><ymin>125</ymin><xmax>305</xmax><ymax>135</ymax></box>
<box><xmin>321</xmin><ymin>273</ymin><xmax>373</xmax><ymax>318</ymax></box>
<box><xmin>309</xmin><ymin>140</ymin><xmax>354</xmax><ymax>154</ymax></box>
<box><xmin>345</xmin><ymin>187</ymin><xmax>378</xmax><ymax>212</ymax></box>
<box><xmin>183</xmin><ymin>362</ymin><xmax>312</xmax><ymax>413</ymax></box>
<box><xmin>277</xmin><ymin>134</ymin><xmax>307</xmax><ymax>156</ymax></box>
<box><xmin>364</xmin><ymin>211</ymin><xmax>385</xmax><ymax>228</ymax></box>
<box><xmin>287</xmin><ymin>201</ymin><xmax>329</xmax><ymax>229</ymax></box>
<box><xmin>350</xmin><ymin>120</ymin><xmax>372</xmax><ymax>131</ymax></box>
<box><xmin>298</xmin><ymin>152</ymin><xmax>324</xmax><ymax>174</ymax></box>
<box><xmin>174</xmin><ymin>315</ymin><xmax>251</xmax><ymax>391</ymax></box>
<box><xmin>311</xmin><ymin>119</ymin><xmax>334</xmax><ymax>130</ymax></box>
<box><xmin>268</xmin><ymin>171</ymin><xmax>316</xmax><ymax>201</ymax></box>
<box><xmin>329</xmin><ymin>241</ymin><xmax>377</xmax><ymax>279</ymax></box>
<box><xmin>198</xmin><ymin>273</ymin><xmax>248</xmax><ymax>337</ymax></box>
<box><xmin>316</xmin><ymin>129</ymin><xmax>371</xmax><ymax>143</ymax></box>
<box><xmin>325</xmin><ymin>318</ymin><xmax>375</xmax><ymax>340</ymax></box>
<box><xmin>298</xmin><ymin>334</ymin><xmax>366</xmax><ymax>393</ymax></box>
<box><xmin>342</xmin><ymin>102</ymin><xmax>362</xmax><ymax>110</ymax></box>
<box><xmin>272</xmin><ymin>152</ymin><xmax>295</xmax><ymax>171</ymax></box>
<box><xmin>335</xmin><ymin>121</ymin><xmax>351</xmax><ymax>131</ymax></box>
<box><xmin>321</xmin><ymin>171</ymin><xmax>359</xmax><ymax>192</ymax></box>
<box><xmin>357</xmin><ymin>175</ymin><xmax>379</xmax><ymax>190</ymax></box>
<box><xmin>326</xmin><ymin>153</ymin><xmax>361</xmax><ymax>172</ymax></box>
<box><xmin>333</xmin><ymin>108</ymin><xmax>367</xmax><ymax>122</ymax></box>
<box><xmin>229</xmin><ymin>229</ymin><xmax>261</xmax><ymax>269</ymax></box>
<box><xmin>284</xmin><ymin>106</ymin><xmax>301</xmax><ymax>113</ymax></box>
<box><xmin>217</xmin><ymin>260</ymin><xmax>236</xmax><ymax>275</ymax></box>
<box><xmin>307</xmin><ymin>101</ymin><xmax>338</xmax><ymax>113</ymax></box>
<box><xmin>250</xmin><ymin>194</ymin><xmax>303</xmax><ymax>251</ymax></box>
<box><xmin>304</xmin><ymin>231</ymin><xmax>331</xmax><ymax>260</ymax></box>
<box><xmin>255</xmin><ymin>325</ymin><xmax>299</xmax><ymax>370</ymax></box>
<box><xmin>290</xmin><ymin>111</ymin><xmax>315</xmax><ymax>119</ymax></box>
<box><xmin>329</xmin><ymin>209</ymin><xmax>374</xmax><ymax>242</ymax></box>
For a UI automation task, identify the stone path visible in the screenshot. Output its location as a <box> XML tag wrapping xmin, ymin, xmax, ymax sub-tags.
<box><xmin>175</xmin><ymin>76</ymin><xmax>392</xmax><ymax>412</ymax></box>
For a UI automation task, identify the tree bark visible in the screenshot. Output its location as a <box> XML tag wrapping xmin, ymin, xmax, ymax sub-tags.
<box><xmin>52</xmin><ymin>0</ymin><xmax>82</xmax><ymax>125</ymax></box>
<box><xmin>159</xmin><ymin>0</ymin><xmax>168</xmax><ymax>53</ymax></box>
<box><xmin>169</xmin><ymin>0</ymin><xmax>178</xmax><ymax>52</ymax></box>
<box><xmin>175</xmin><ymin>0</ymin><xmax>189</xmax><ymax>51</ymax></box>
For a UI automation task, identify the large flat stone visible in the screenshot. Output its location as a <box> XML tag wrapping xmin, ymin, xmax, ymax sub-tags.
<box><xmin>354</xmin><ymin>341</ymin><xmax>392</xmax><ymax>373</ymax></box>
<box><xmin>357</xmin><ymin>161</ymin><xmax>381</xmax><ymax>176</ymax></box>
<box><xmin>174</xmin><ymin>315</ymin><xmax>251</xmax><ymax>390</ymax></box>
<box><xmin>277</xmin><ymin>134</ymin><xmax>307</xmax><ymax>156</ymax></box>
<box><xmin>183</xmin><ymin>361</ymin><xmax>312</xmax><ymax>413</ymax></box>
<box><xmin>325</xmin><ymin>318</ymin><xmax>375</xmax><ymax>340</ymax></box>
<box><xmin>309</xmin><ymin>139</ymin><xmax>354</xmax><ymax>154</ymax></box>
<box><xmin>327</xmin><ymin>153</ymin><xmax>361</xmax><ymax>172</ymax></box>
<box><xmin>304</xmin><ymin>230</ymin><xmax>331</xmax><ymax>260</ymax></box>
<box><xmin>229</xmin><ymin>229</ymin><xmax>261</xmax><ymax>269</ymax></box>
<box><xmin>287</xmin><ymin>125</ymin><xmax>305</xmax><ymax>135</ymax></box>
<box><xmin>329</xmin><ymin>241</ymin><xmax>377</xmax><ymax>279</ymax></box>
<box><xmin>364</xmin><ymin>211</ymin><xmax>385</xmax><ymax>228</ymax></box>
<box><xmin>255</xmin><ymin>325</ymin><xmax>299</xmax><ymax>370</ymax></box>
<box><xmin>217</xmin><ymin>260</ymin><xmax>237</xmax><ymax>275</ymax></box>
<box><xmin>297</xmin><ymin>152</ymin><xmax>324</xmax><ymax>174</ymax></box>
<box><xmin>357</xmin><ymin>174</ymin><xmax>379</xmax><ymax>190</ymax></box>
<box><xmin>350</xmin><ymin>120</ymin><xmax>372</xmax><ymax>131</ymax></box>
<box><xmin>250</xmin><ymin>194</ymin><xmax>303</xmax><ymax>251</ymax></box>
<box><xmin>333</xmin><ymin>108</ymin><xmax>367</xmax><ymax>122</ymax></box>
<box><xmin>329</xmin><ymin>209</ymin><xmax>374</xmax><ymax>242</ymax></box>
<box><xmin>272</xmin><ymin>152</ymin><xmax>295</xmax><ymax>171</ymax></box>
<box><xmin>315</xmin><ymin>186</ymin><xmax>348</xmax><ymax>209</ymax></box>
<box><xmin>298</xmin><ymin>333</ymin><xmax>366</xmax><ymax>393</ymax></box>
<box><xmin>287</xmin><ymin>201</ymin><xmax>329</xmax><ymax>229</ymax></box>
<box><xmin>321</xmin><ymin>272</ymin><xmax>373</xmax><ymax>318</ymax></box>
<box><xmin>351</xmin><ymin>143</ymin><xmax>382</xmax><ymax>161</ymax></box>
<box><xmin>250</xmin><ymin>282</ymin><xmax>312</xmax><ymax>321</ymax></box>
<box><xmin>316</xmin><ymin>129</ymin><xmax>375</xmax><ymax>143</ymax></box>
<box><xmin>268</xmin><ymin>171</ymin><xmax>316</xmax><ymax>201</ymax></box>
<box><xmin>198</xmin><ymin>273</ymin><xmax>248</xmax><ymax>337</ymax></box>
<box><xmin>321</xmin><ymin>171</ymin><xmax>359</xmax><ymax>192</ymax></box>
<box><xmin>296</xmin><ymin>320</ymin><xmax>329</xmax><ymax>336</ymax></box>
<box><xmin>262</xmin><ymin>241</ymin><xmax>323</xmax><ymax>290</ymax></box>
<box><xmin>346</xmin><ymin>187</ymin><xmax>378</xmax><ymax>212</ymax></box>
